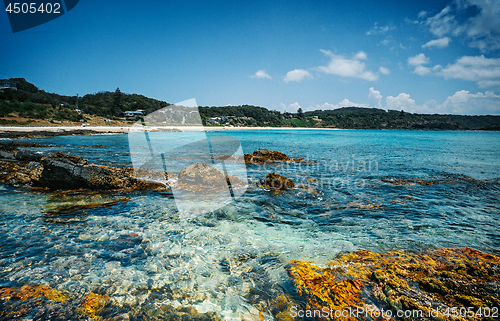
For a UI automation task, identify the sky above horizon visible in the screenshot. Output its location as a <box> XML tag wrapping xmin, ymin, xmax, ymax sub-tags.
<box><xmin>1</xmin><ymin>0</ymin><xmax>500</xmax><ymax>115</ymax></box>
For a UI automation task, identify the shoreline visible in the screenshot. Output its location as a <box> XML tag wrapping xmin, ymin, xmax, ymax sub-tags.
<box><xmin>0</xmin><ymin>125</ymin><xmax>496</xmax><ymax>138</ymax></box>
<box><xmin>0</xmin><ymin>125</ymin><xmax>341</xmax><ymax>138</ymax></box>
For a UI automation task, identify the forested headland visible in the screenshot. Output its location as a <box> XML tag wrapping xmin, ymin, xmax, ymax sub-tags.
<box><xmin>1</xmin><ymin>78</ymin><xmax>499</xmax><ymax>130</ymax></box>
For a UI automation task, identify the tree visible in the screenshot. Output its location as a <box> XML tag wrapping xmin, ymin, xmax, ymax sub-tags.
<box><xmin>113</xmin><ymin>87</ymin><xmax>123</xmax><ymax>116</ymax></box>
<box><xmin>297</xmin><ymin>107</ymin><xmax>304</xmax><ymax>118</ymax></box>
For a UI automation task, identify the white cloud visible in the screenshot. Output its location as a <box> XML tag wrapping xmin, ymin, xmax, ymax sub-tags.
<box><xmin>422</xmin><ymin>0</ymin><xmax>500</xmax><ymax>52</ymax></box>
<box><xmin>249</xmin><ymin>70</ymin><xmax>272</xmax><ymax>79</ymax></box>
<box><xmin>437</xmin><ymin>55</ymin><xmax>500</xmax><ymax>88</ymax></box>
<box><xmin>422</xmin><ymin>37</ymin><xmax>451</xmax><ymax>48</ymax></box>
<box><xmin>280</xmin><ymin>102</ymin><xmax>302</xmax><ymax>113</ymax></box>
<box><xmin>379</xmin><ymin>66</ymin><xmax>390</xmax><ymax>75</ymax></box>
<box><xmin>408</xmin><ymin>53</ymin><xmax>430</xmax><ymax>66</ymax></box>
<box><xmin>369</xmin><ymin>87</ymin><xmax>382</xmax><ymax>107</ymax></box>
<box><xmin>366</xmin><ymin>22</ymin><xmax>396</xmax><ymax>35</ymax></box>
<box><xmin>379</xmin><ymin>89</ymin><xmax>500</xmax><ymax>115</ymax></box>
<box><xmin>425</xmin><ymin>5</ymin><xmax>457</xmax><ymax>37</ymax></box>
<box><xmin>418</xmin><ymin>10</ymin><xmax>428</xmax><ymax>19</ymax></box>
<box><xmin>304</xmin><ymin>87</ymin><xmax>500</xmax><ymax>115</ymax></box>
<box><xmin>407</xmin><ymin>53</ymin><xmax>432</xmax><ymax>76</ymax></box>
<box><xmin>315</xmin><ymin>50</ymin><xmax>378</xmax><ymax>81</ymax></box>
<box><xmin>438</xmin><ymin>90</ymin><xmax>500</xmax><ymax>114</ymax></box>
<box><xmin>283</xmin><ymin>69</ymin><xmax>313</xmax><ymax>83</ymax></box>
<box><xmin>414</xmin><ymin>65</ymin><xmax>432</xmax><ymax>76</ymax></box>
<box><xmin>386</xmin><ymin>93</ymin><xmax>416</xmax><ymax>110</ymax></box>
<box><xmin>477</xmin><ymin>80</ymin><xmax>500</xmax><ymax>87</ymax></box>
<box><xmin>355</xmin><ymin>51</ymin><xmax>368</xmax><ymax>60</ymax></box>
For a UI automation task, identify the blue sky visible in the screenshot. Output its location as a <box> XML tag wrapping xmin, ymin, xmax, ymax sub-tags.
<box><xmin>1</xmin><ymin>0</ymin><xmax>499</xmax><ymax>114</ymax></box>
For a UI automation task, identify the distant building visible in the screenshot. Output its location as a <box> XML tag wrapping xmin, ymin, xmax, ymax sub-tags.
<box><xmin>206</xmin><ymin>116</ymin><xmax>249</xmax><ymax>125</ymax></box>
<box><xmin>124</xmin><ymin>110</ymin><xmax>144</xmax><ymax>118</ymax></box>
<box><xmin>0</xmin><ymin>81</ymin><xmax>16</xmax><ymax>90</ymax></box>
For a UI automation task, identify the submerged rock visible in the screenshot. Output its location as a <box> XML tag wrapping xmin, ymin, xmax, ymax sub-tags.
<box><xmin>0</xmin><ymin>284</ymin><xmax>68</xmax><ymax>319</ymax></box>
<box><xmin>83</xmin><ymin>292</ymin><xmax>109</xmax><ymax>320</ymax></box>
<box><xmin>0</xmin><ymin>284</ymin><xmax>68</xmax><ymax>303</ymax></box>
<box><xmin>260</xmin><ymin>172</ymin><xmax>295</xmax><ymax>190</ymax></box>
<box><xmin>381</xmin><ymin>177</ymin><xmax>440</xmax><ymax>185</ymax></box>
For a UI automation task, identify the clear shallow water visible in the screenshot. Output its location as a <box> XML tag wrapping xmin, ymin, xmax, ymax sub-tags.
<box><xmin>1</xmin><ymin>130</ymin><xmax>499</xmax><ymax>319</ymax></box>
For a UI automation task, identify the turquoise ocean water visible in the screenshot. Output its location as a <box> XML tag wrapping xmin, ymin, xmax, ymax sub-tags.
<box><xmin>0</xmin><ymin>130</ymin><xmax>499</xmax><ymax>319</ymax></box>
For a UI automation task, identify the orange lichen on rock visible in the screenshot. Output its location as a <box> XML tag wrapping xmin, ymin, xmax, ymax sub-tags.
<box><xmin>176</xmin><ymin>162</ymin><xmax>246</xmax><ymax>192</ymax></box>
<box><xmin>0</xmin><ymin>284</ymin><xmax>67</xmax><ymax>302</ymax></box>
<box><xmin>287</xmin><ymin>260</ymin><xmax>363</xmax><ymax>320</ymax></box>
<box><xmin>287</xmin><ymin>247</ymin><xmax>500</xmax><ymax>320</ymax></box>
<box><xmin>83</xmin><ymin>292</ymin><xmax>109</xmax><ymax>320</ymax></box>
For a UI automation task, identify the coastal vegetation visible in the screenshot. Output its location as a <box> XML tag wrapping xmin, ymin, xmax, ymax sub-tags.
<box><xmin>1</xmin><ymin>78</ymin><xmax>499</xmax><ymax>130</ymax></box>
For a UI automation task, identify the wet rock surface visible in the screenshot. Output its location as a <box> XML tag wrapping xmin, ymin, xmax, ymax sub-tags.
<box><xmin>0</xmin><ymin>284</ymin><xmax>223</xmax><ymax>321</ymax></box>
<box><xmin>244</xmin><ymin>149</ymin><xmax>291</xmax><ymax>163</ymax></box>
<box><xmin>177</xmin><ymin>161</ymin><xmax>246</xmax><ymax>192</ymax></box>
<box><xmin>37</xmin><ymin>152</ymin><xmax>128</xmax><ymax>190</ymax></box>
<box><xmin>286</xmin><ymin>247</ymin><xmax>500</xmax><ymax>320</ymax></box>
<box><xmin>260</xmin><ymin>172</ymin><xmax>295</xmax><ymax>190</ymax></box>
<box><xmin>1</xmin><ymin>247</ymin><xmax>498</xmax><ymax>320</ymax></box>
<box><xmin>178</xmin><ymin>162</ymin><xmax>228</xmax><ymax>188</ymax></box>
<box><xmin>0</xmin><ymin>151</ymin><xmax>166</xmax><ymax>191</ymax></box>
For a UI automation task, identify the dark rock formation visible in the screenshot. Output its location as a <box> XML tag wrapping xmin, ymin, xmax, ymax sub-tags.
<box><xmin>260</xmin><ymin>173</ymin><xmax>295</xmax><ymax>190</ymax></box>
<box><xmin>0</xmin><ymin>142</ymin><xmax>62</xmax><ymax>151</ymax></box>
<box><xmin>0</xmin><ymin>151</ymin><xmax>15</xmax><ymax>160</ymax></box>
<box><xmin>244</xmin><ymin>149</ymin><xmax>291</xmax><ymax>164</ymax></box>
<box><xmin>15</xmin><ymin>149</ymin><xmax>42</xmax><ymax>161</ymax></box>
<box><xmin>37</xmin><ymin>152</ymin><xmax>129</xmax><ymax>190</ymax></box>
<box><xmin>0</xmin><ymin>151</ymin><xmax>165</xmax><ymax>191</ymax></box>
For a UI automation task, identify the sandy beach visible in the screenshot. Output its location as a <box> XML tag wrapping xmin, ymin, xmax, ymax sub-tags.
<box><xmin>0</xmin><ymin>125</ymin><xmax>339</xmax><ymax>138</ymax></box>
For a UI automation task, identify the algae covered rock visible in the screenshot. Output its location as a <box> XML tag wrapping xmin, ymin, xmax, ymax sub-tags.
<box><xmin>260</xmin><ymin>172</ymin><xmax>295</xmax><ymax>190</ymax></box>
<box><xmin>177</xmin><ymin>161</ymin><xmax>245</xmax><ymax>192</ymax></box>
<box><xmin>286</xmin><ymin>247</ymin><xmax>500</xmax><ymax>320</ymax></box>
<box><xmin>83</xmin><ymin>292</ymin><xmax>109</xmax><ymax>320</ymax></box>
<box><xmin>178</xmin><ymin>162</ymin><xmax>228</xmax><ymax>188</ymax></box>
<box><xmin>244</xmin><ymin>149</ymin><xmax>291</xmax><ymax>163</ymax></box>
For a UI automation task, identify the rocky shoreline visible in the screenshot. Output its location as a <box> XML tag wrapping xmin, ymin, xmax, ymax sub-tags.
<box><xmin>0</xmin><ymin>146</ymin><xmax>304</xmax><ymax>193</ymax></box>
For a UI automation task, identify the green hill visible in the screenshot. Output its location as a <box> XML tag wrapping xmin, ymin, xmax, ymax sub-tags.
<box><xmin>1</xmin><ymin>78</ymin><xmax>499</xmax><ymax>130</ymax></box>
<box><xmin>0</xmin><ymin>78</ymin><xmax>168</xmax><ymax>123</ymax></box>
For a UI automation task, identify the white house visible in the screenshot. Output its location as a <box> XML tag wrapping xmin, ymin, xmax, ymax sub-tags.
<box><xmin>0</xmin><ymin>81</ymin><xmax>16</xmax><ymax>90</ymax></box>
<box><xmin>124</xmin><ymin>110</ymin><xmax>144</xmax><ymax>118</ymax></box>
